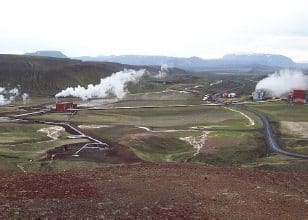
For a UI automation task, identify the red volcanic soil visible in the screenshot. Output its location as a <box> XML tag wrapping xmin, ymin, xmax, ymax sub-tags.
<box><xmin>0</xmin><ymin>163</ymin><xmax>307</xmax><ymax>219</ymax></box>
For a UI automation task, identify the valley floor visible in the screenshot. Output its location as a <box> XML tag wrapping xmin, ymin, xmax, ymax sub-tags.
<box><xmin>1</xmin><ymin>73</ymin><xmax>308</xmax><ymax>219</ymax></box>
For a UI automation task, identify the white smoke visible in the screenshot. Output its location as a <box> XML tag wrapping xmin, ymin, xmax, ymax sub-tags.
<box><xmin>0</xmin><ymin>87</ymin><xmax>20</xmax><ymax>105</ymax></box>
<box><xmin>256</xmin><ymin>70</ymin><xmax>308</xmax><ymax>96</ymax></box>
<box><xmin>8</xmin><ymin>88</ymin><xmax>19</xmax><ymax>96</ymax></box>
<box><xmin>0</xmin><ymin>95</ymin><xmax>10</xmax><ymax>105</ymax></box>
<box><xmin>154</xmin><ymin>64</ymin><xmax>169</xmax><ymax>79</ymax></box>
<box><xmin>22</xmin><ymin>93</ymin><xmax>29</xmax><ymax>105</ymax></box>
<box><xmin>55</xmin><ymin>69</ymin><xmax>146</xmax><ymax>100</ymax></box>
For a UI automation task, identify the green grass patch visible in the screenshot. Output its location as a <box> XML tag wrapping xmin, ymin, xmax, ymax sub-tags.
<box><xmin>0</xmin><ymin>122</ymin><xmax>88</xmax><ymax>171</ymax></box>
<box><xmin>249</xmin><ymin>102</ymin><xmax>308</xmax><ymax>155</ymax></box>
<box><xmin>0</xmin><ymin>122</ymin><xmax>49</xmax><ymax>144</ymax></box>
<box><xmin>33</xmin><ymin>105</ymin><xmax>249</xmax><ymax>130</ymax></box>
<box><xmin>243</xmin><ymin>154</ymin><xmax>308</xmax><ymax>174</ymax></box>
<box><xmin>129</xmin><ymin>135</ymin><xmax>194</xmax><ymax>162</ymax></box>
<box><xmin>42</xmin><ymin>159</ymin><xmax>101</xmax><ymax>172</ymax></box>
<box><xmin>194</xmin><ymin>131</ymin><xmax>266</xmax><ymax>166</ymax></box>
<box><xmin>248</xmin><ymin>102</ymin><xmax>308</xmax><ymax>122</ymax></box>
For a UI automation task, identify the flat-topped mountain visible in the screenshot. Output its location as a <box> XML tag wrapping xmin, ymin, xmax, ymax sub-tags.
<box><xmin>25</xmin><ymin>50</ymin><xmax>68</xmax><ymax>58</ymax></box>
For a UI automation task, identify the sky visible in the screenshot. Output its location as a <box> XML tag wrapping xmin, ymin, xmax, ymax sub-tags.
<box><xmin>0</xmin><ymin>0</ymin><xmax>307</xmax><ymax>61</ymax></box>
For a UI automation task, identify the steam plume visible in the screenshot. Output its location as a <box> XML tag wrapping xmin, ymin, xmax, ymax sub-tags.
<box><xmin>22</xmin><ymin>93</ymin><xmax>29</xmax><ymax>105</ymax></box>
<box><xmin>0</xmin><ymin>95</ymin><xmax>10</xmax><ymax>105</ymax></box>
<box><xmin>154</xmin><ymin>64</ymin><xmax>169</xmax><ymax>79</ymax></box>
<box><xmin>256</xmin><ymin>69</ymin><xmax>308</xmax><ymax>96</ymax></box>
<box><xmin>0</xmin><ymin>87</ymin><xmax>20</xmax><ymax>105</ymax></box>
<box><xmin>56</xmin><ymin>69</ymin><xmax>146</xmax><ymax>100</ymax></box>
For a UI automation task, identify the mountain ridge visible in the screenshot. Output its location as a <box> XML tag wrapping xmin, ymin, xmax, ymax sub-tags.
<box><xmin>0</xmin><ymin>54</ymin><xmax>186</xmax><ymax>96</ymax></box>
<box><xmin>74</xmin><ymin>53</ymin><xmax>299</xmax><ymax>72</ymax></box>
<box><xmin>23</xmin><ymin>51</ymin><xmax>308</xmax><ymax>72</ymax></box>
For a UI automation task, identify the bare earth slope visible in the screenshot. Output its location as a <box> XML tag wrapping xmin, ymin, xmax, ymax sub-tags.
<box><xmin>0</xmin><ymin>163</ymin><xmax>307</xmax><ymax>219</ymax></box>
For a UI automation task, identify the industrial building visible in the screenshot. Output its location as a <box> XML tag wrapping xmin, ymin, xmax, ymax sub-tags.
<box><xmin>56</xmin><ymin>102</ymin><xmax>77</xmax><ymax>112</ymax></box>
<box><xmin>252</xmin><ymin>90</ymin><xmax>266</xmax><ymax>101</ymax></box>
<box><xmin>288</xmin><ymin>89</ymin><xmax>306</xmax><ymax>104</ymax></box>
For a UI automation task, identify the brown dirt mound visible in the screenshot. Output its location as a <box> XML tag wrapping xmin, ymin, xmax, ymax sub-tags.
<box><xmin>0</xmin><ymin>163</ymin><xmax>307</xmax><ymax>219</ymax></box>
<box><xmin>45</xmin><ymin>142</ymin><xmax>141</xmax><ymax>164</ymax></box>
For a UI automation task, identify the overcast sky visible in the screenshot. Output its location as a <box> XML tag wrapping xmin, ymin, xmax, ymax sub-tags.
<box><xmin>0</xmin><ymin>0</ymin><xmax>307</xmax><ymax>61</ymax></box>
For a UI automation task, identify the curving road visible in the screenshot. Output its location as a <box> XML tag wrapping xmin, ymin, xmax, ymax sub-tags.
<box><xmin>208</xmin><ymin>83</ymin><xmax>308</xmax><ymax>160</ymax></box>
<box><xmin>237</xmin><ymin>105</ymin><xmax>308</xmax><ymax>159</ymax></box>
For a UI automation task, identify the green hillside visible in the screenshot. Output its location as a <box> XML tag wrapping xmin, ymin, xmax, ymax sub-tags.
<box><xmin>0</xmin><ymin>54</ymin><xmax>134</xmax><ymax>96</ymax></box>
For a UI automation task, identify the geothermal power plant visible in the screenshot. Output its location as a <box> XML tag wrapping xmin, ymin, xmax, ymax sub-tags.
<box><xmin>252</xmin><ymin>70</ymin><xmax>308</xmax><ymax>103</ymax></box>
<box><xmin>0</xmin><ymin>51</ymin><xmax>308</xmax><ymax>220</ymax></box>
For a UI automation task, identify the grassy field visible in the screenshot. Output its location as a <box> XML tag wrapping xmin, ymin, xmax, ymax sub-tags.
<box><xmin>114</xmin><ymin>90</ymin><xmax>202</xmax><ymax>107</ymax></box>
<box><xmin>249</xmin><ymin>102</ymin><xmax>308</xmax><ymax>156</ymax></box>
<box><xmin>248</xmin><ymin>102</ymin><xmax>308</xmax><ymax>122</ymax></box>
<box><xmin>87</xmin><ymin>125</ymin><xmax>196</xmax><ymax>162</ymax></box>
<box><xmin>129</xmin><ymin>135</ymin><xmax>193</xmax><ymax>162</ymax></box>
<box><xmin>0</xmin><ymin>122</ymin><xmax>48</xmax><ymax>144</ymax></box>
<box><xmin>0</xmin><ymin>121</ymin><xmax>87</xmax><ymax>171</ymax></box>
<box><xmin>1</xmin><ymin>74</ymin><xmax>307</xmax><ymax>173</ymax></box>
<box><xmin>243</xmin><ymin>154</ymin><xmax>308</xmax><ymax>174</ymax></box>
<box><xmin>68</xmin><ymin>104</ymin><xmax>263</xmax><ymax>163</ymax></box>
<box><xmin>26</xmin><ymin>103</ymin><xmax>265</xmax><ymax>165</ymax></box>
<box><xmin>2</xmin><ymin>74</ymin><xmax>264</xmax><ymax>170</ymax></box>
<box><xmin>192</xmin><ymin>130</ymin><xmax>266</xmax><ymax>165</ymax></box>
<box><xmin>0</xmin><ymin>106</ymin><xmax>26</xmax><ymax>115</ymax></box>
<box><xmin>31</xmin><ymin>105</ymin><xmax>261</xmax><ymax>130</ymax></box>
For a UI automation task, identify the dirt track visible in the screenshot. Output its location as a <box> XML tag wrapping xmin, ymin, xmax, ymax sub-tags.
<box><xmin>0</xmin><ymin>163</ymin><xmax>307</xmax><ymax>219</ymax></box>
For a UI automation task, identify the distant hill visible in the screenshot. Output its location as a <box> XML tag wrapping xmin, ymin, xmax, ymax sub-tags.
<box><xmin>77</xmin><ymin>55</ymin><xmax>206</xmax><ymax>71</ymax></box>
<box><xmin>25</xmin><ymin>50</ymin><xmax>68</xmax><ymax>58</ymax></box>
<box><xmin>0</xmin><ymin>55</ymin><xmax>125</xmax><ymax>96</ymax></box>
<box><xmin>75</xmin><ymin>53</ymin><xmax>300</xmax><ymax>72</ymax></box>
<box><xmin>222</xmin><ymin>54</ymin><xmax>295</xmax><ymax>67</ymax></box>
<box><xmin>0</xmin><ymin>54</ymin><xmax>186</xmax><ymax>96</ymax></box>
<box><xmin>24</xmin><ymin>51</ymin><xmax>305</xmax><ymax>72</ymax></box>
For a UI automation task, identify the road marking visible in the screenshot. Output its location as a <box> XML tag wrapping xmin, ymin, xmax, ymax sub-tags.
<box><xmin>224</xmin><ymin>107</ymin><xmax>255</xmax><ymax>126</ymax></box>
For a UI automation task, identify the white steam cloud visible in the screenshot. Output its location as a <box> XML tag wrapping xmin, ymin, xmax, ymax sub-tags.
<box><xmin>154</xmin><ymin>64</ymin><xmax>169</xmax><ymax>79</ymax></box>
<box><xmin>0</xmin><ymin>87</ymin><xmax>29</xmax><ymax>106</ymax></box>
<box><xmin>256</xmin><ymin>70</ymin><xmax>308</xmax><ymax>96</ymax></box>
<box><xmin>8</xmin><ymin>88</ymin><xmax>19</xmax><ymax>97</ymax></box>
<box><xmin>0</xmin><ymin>95</ymin><xmax>10</xmax><ymax>105</ymax></box>
<box><xmin>0</xmin><ymin>87</ymin><xmax>21</xmax><ymax>105</ymax></box>
<box><xmin>56</xmin><ymin>69</ymin><xmax>146</xmax><ymax>100</ymax></box>
<box><xmin>22</xmin><ymin>93</ymin><xmax>29</xmax><ymax>105</ymax></box>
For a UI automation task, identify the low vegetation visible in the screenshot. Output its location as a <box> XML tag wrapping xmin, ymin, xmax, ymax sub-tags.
<box><xmin>1</xmin><ymin>72</ymin><xmax>307</xmax><ymax>174</ymax></box>
<box><xmin>0</xmin><ymin>121</ymin><xmax>87</xmax><ymax>171</ymax></box>
<box><xmin>248</xmin><ymin>102</ymin><xmax>308</xmax><ymax>122</ymax></box>
<box><xmin>248</xmin><ymin>102</ymin><xmax>308</xmax><ymax>166</ymax></box>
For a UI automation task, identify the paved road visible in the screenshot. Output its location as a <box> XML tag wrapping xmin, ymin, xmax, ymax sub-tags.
<box><xmin>208</xmin><ymin>85</ymin><xmax>308</xmax><ymax>160</ymax></box>
<box><xmin>238</xmin><ymin>105</ymin><xmax>308</xmax><ymax>159</ymax></box>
